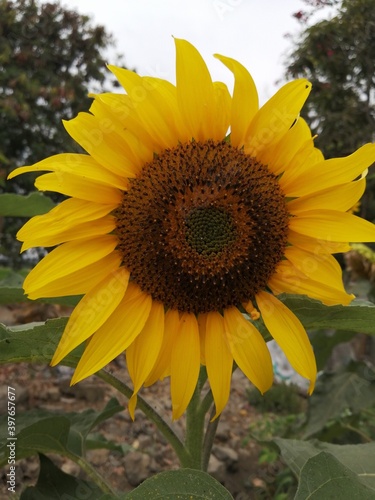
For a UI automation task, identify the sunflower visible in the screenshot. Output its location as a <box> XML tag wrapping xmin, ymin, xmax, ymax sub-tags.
<box><xmin>9</xmin><ymin>39</ymin><xmax>375</xmax><ymax>420</ymax></box>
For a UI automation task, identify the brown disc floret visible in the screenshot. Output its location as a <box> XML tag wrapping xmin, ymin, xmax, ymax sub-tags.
<box><xmin>115</xmin><ymin>140</ymin><xmax>289</xmax><ymax>314</ymax></box>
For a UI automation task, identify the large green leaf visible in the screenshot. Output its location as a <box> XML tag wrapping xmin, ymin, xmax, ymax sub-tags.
<box><xmin>280</xmin><ymin>294</ymin><xmax>375</xmax><ymax>334</ymax></box>
<box><xmin>273</xmin><ymin>438</ymin><xmax>375</xmax><ymax>491</ymax></box>
<box><xmin>1</xmin><ymin>416</ymin><xmax>70</xmax><ymax>465</ymax></box>
<box><xmin>0</xmin><ymin>398</ymin><xmax>124</xmax><ymax>466</ymax></box>
<box><xmin>20</xmin><ymin>454</ymin><xmax>114</xmax><ymax>500</ymax></box>
<box><xmin>0</xmin><ymin>192</ymin><xmax>54</xmax><ymax>217</ymax></box>
<box><xmin>295</xmin><ymin>451</ymin><xmax>375</xmax><ymax>500</ymax></box>
<box><xmin>0</xmin><ymin>318</ymin><xmax>80</xmax><ymax>366</ymax></box>
<box><xmin>126</xmin><ymin>469</ymin><xmax>233</xmax><ymax>499</ymax></box>
<box><xmin>303</xmin><ymin>364</ymin><xmax>375</xmax><ymax>438</ymax></box>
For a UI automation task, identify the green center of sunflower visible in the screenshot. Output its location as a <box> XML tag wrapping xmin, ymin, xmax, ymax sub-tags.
<box><xmin>185</xmin><ymin>207</ymin><xmax>235</xmax><ymax>256</ymax></box>
<box><xmin>115</xmin><ymin>140</ymin><xmax>289</xmax><ymax>314</ymax></box>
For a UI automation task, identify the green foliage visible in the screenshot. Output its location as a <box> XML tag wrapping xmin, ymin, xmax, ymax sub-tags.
<box><xmin>0</xmin><ymin>398</ymin><xmax>124</xmax><ymax>466</ymax></box>
<box><xmin>0</xmin><ymin>318</ymin><xmax>70</xmax><ymax>365</ymax></box>
<box><xmin>280</xmin><ymin>294</ymin><xmax>375</xmax><ymax>334</ymax></box>
<box><xmin>303</xmin><ymin>363</ymin><xmax>375</xmax><ymax>441</ymax></box>
<box><xmin>273</xmin><ymin>438</ymin><xmax>375</xmax><ymax>492</ymax></box>
<box><xmin>310</xmin><ymin>329</ymin><xmax>356</xmax><ymax>371</ymax></box>
<box><xmin>20</xmin><ymin>454</ymin><xmax>113</xmax><ymax>500</ymax></box>
<box><xmin>247</xmin><ymin>382</ymin><xmax>303</xmax><ymax>415</ymax></box>
<box><xmin>1</xmin><ymin>293</ymin><xmax>375</xmax><ymax>496</ymax></box>
<box><xmin>0</xmin><ymin>192</ymin><xmax>55</xmax><ymax>217</ymax></box>
<box><xmin>126</xmin><ymin>469</ymin><xmax>233</xmax><ymax>499</ymax></box>
<box><xmin>17</xmin><ymin>458</ymin><xmax>237</xmax><ymax>500</ymax></box>
<box><xmin>286</xmin><ymin>0</ymin><xmax>375</xmax><ymax>159</ymax></box>
<box><xmin>295</xmin><ymin>451</ymin><xmax>375</xmax><ymax>499</ymax></box>
<box><xmin>0</xmin><ymin>0</ymin><xmax>121</xmax><ymax>173</ymax></box>
<box><xmin>1</xmin><ymin>0</ymin><xmax>125</xmax><ymax>265</ymax></box>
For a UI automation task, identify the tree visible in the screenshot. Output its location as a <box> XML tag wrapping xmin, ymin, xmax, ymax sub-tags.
<box><xmin>0</xmin><ymin>0</ymin><xmax>123</xmax><ymax>181</ymax></box>
<box><xmin>0</xmin><ymin>0</ymin><xmax>125</xmax><ymax>265</ymax></box>
<box><xmin>286</xmin><ymin>0</ymin><xmax>375</xmax><ymax>159</ymax></box>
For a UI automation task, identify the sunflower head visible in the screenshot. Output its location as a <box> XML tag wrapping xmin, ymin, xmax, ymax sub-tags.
<box><xmin>9</xmin><ymin>39</ymin><xmax>375</xmax><ymax>420</ymax></box>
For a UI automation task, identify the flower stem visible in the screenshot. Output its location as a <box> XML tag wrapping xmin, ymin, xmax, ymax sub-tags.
<box><xmin>97</xmin><ymin>369</ymin><xmax>191</xmax><ymax>467</ymax></box>
<box><xmin>68</xmin><ymin>453</ymin><xmax>118</xmax><ymax>497</ymax></box>
<box><xmin>183</xmin><ymin>367</ymin><xmax>211</xmax><ymax>469</ymax></box>
<box><xmin>202</xmin><ymin>406</ymin><xmax>221</xmax><ymax>472</ymax></box>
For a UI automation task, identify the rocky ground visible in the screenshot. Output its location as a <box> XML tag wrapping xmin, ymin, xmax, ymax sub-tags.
<box><xmin>0</xmin><ymin>302</ymin><xmax>283</xmax><ymax>499</ymax></box>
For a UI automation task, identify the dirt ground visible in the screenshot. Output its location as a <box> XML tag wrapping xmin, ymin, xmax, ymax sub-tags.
<box><xmin>0</xmin><ymin>302</ymin><xmax>281</xmax><ymax>500</ymax></box>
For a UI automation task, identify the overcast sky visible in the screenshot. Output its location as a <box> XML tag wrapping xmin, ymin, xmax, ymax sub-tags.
<box><xmin>55</xmin><ymin>0</ymin><xmax>332</xmax><ymax>104</ymax></box>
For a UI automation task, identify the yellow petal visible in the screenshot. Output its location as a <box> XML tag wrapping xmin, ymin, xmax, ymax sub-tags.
<box><xmin>35</xmin><ymin>172</ymin><xmax>122</xmax><ymax>204</ymax></box>
<box><xmin>287</xmin><ymin>178</ymin><xmax>366</xmax><ymax>213</ymax></box>
<box><xmin>18</xmin><ymin>198</ymin><xmax>117</xmax><ymax>250</ymax></box>
<box><xmin>24</xmin><ymin>235</ymin><xmax>118</xmax><ymax>298</ymax></box>
<box><xmin>71</xmin><ymin>284</ymin><xmax>152</xmax><ymax>384</ymax></box>
<box><xmin>107</xmin><ymin>67</ymin><xmax>178</xmax><ymax>149</ymax></box>
<box><xmin>170</xmin><ymin>312</ymin><xmax>201</xmax><ymax>420</ymax></box>
<box><xmin>280</xmin><ymin>141</ymin><xmax>324</xmax><ymax>184</ymax></box>
<box><xmin>144</xmin><ymin>309</ymin><xmax>180</xmax><ymax>386</ymax></box>
<box><xmin>90</xmin><ymin>93</ymin><xmax>156</xmax><ymax>157</ymax></box>
<box><xmin>126</xmin><ymin>301</ymin><xmax>164</xmax><ymax>419</ymax></box>
<box><xmin>7</xmin><ymin>153</ymin><xmax>128</xmax><ymax>187</ymax></box>
<box><xmin>245</xmin><ymin>79</ymin><xmax>311</xmax><ymax>156</ymax></box>
<box><xmin>289</xmin><ymin>209</ymin><xmax>375</xmax><ymax>242</ymax></box>
<box><xmin>26</xmin><ymin>252</ymin><xmax>122</xmax><ymax>299</ymax></box>
<box><xmin>63</xmin><ymin>113</ymin><xmax>139</xmax><ymax>178</ymax></box>
<box><xmin>51</xmin><ymin>267</ymin><xmax>130</xmax><ymax>365</ymax></box>
<box><xmin>281</xmin><ymin>143</ymin><xmax>375</xmax><ymax>197</ymax></box>
<box><xmin>20</xmin><ymin>216</ymin><xmax>115</xmax><ymax>251</ymax></box>
<box><xmin>89</xmin><ymin>94</ymin><xmax>154</xmax><ymax>165</ymax></box>
<box><xmin>128</xmin><ymin>394</ymin><xmax>138</xmax><ymax>420</ymax></box>
<box><xmin>144</xmin><ymin>76</ymin><xmax>191</xmax><ymax>142</ymax></box>
<box><xmin>223</xmin><ymin>307</ymin><xmax>273</xmax><ymax>393</ymax></box>
<box><xmin>284</xmin><ymin>246</ymin><xmax>343</xmax><ymax>284</ymax></box>
<box><xmin>175</xmin><ymin>38</ymin><xmax>214</xmax><ymax>141</ymax></box>
<box><xmin>256</xmin><ymin>291</ymin><xmax>316</xmax><ymax>394</ymax></box>
<box><xmin>214</xmin><ymin>54</ymin><xmax>258</xmax><ymax>147</ymax></box>
<box><xmin>259</xmin><ymin>117</ymin><xmax>312</xmax><ymax>175</ymax></box>
<box><xmin>205</xmin><ymin>312</ymin><xmax>233</xmax><ymax>419</ymax></box>
<box><xmin>269</xmin><ymin>261</ymin><xmax>354</xmax><ymax>306</ymax></box>
<box><xmin>211</xmin><ymin>81</ymin><xmax>231</xmax><ymax>140</ymax></box>
<box><xmin>288</xmin><ymin>230</ymin><xmax>351</xmax><ymax>255</ymax></box>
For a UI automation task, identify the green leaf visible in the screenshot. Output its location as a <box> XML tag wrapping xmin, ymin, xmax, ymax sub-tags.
<box><xmin>126</xmin><ymin>469</ymin><xmax>233</xmax><ymax>499</ymax></box>
<box><xmin>295</xmin><ymin>451</ymin><xmax>375</xmax><ymax>500</ymax></box>
<box><xmin>0</xmin><ymin>192</ymin><xmax>54</xmax><ymax>217</ymax></box>
<box><xmin>310</xmin><ymin>329</ymin><xmax>357</xmax><ymax>371</ymax></box>
<box><xmin>20</xmin><ymin>454</ymin><xmax>114</xmax><ymax>500</ymax></box>
<box><xmin>86</xmin><ymin>433</ymin><xmax>132</xmax><ymax>454</ymax></box>
<box><xmin>0</xmin><ymin>285</ymin><xmax>28</xmax><ymax>304</ymax></box>
<box><xmin>0</xmin><ymin>399</ymin><xmax>123</xmax><ymax>466</ymax></box>
<box><xmin>273</xmin><ymin>438</ymin><xmax>375</xmax><ymax>491</ymax></box>
<box><xmin>303</xmin><ymin>365</ymin><xmax>375</xmax><ymax>438</ymax></box>
<box><xmin>1</xmin><ymin>416</ymin><xmax>71</xmax><ymax>465</ymax></box>
<box><xmin>0</xmin><ymin>318</ymin><xmax>80</xmax><ymax>366</ymax></box>
<box><xmin>66</xmin><ymin>398</ymin><xmax>124</xmax><ymax>456</ymax></box>
<box><xmin>0</xmin><ymin>266</ymin><xmax>28</xmax><ymax>285</ymax></box>
<box><xmin>280</xmin><ymin>294</ymin><xmax>375</xmax><ymax>334</ymax></box>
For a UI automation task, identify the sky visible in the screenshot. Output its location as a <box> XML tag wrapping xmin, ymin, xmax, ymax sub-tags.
<box><xmin>54</xmin><ymin>0</ymin><xmax>318</xmax><ymax>104</ymax></box>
